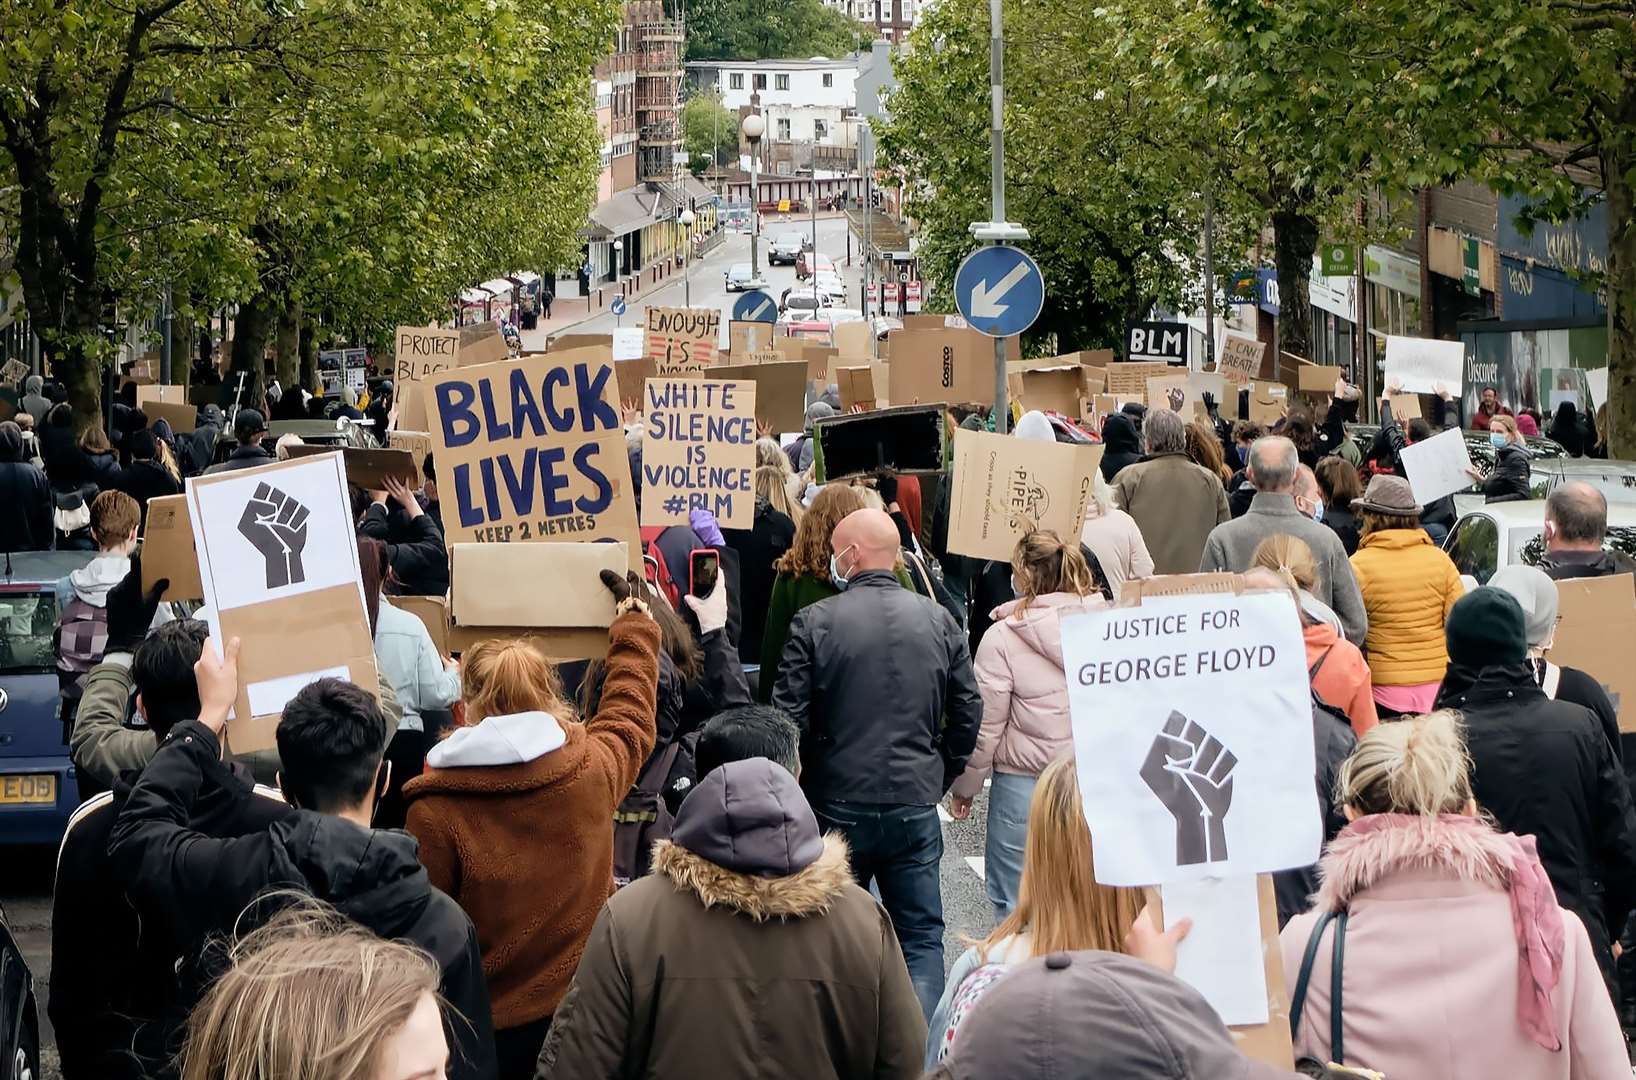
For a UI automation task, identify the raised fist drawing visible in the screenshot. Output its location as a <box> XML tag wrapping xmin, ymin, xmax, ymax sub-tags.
<box><xmin>1166</xmin><ymin>386</ymin><xmax>1186</xmax><ymax>413</ymax></box>
<box><xmin>237</xmin><ymin>482</ymin><xmax>311</xmax><ymax>589</ymax></box>
<box><xmin>1140</xmin><ymin>711</ymin><xmax>1236</xmax><ymax>866</ymax></box>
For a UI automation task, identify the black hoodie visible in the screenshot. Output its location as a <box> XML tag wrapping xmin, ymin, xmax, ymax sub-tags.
<box><xmin>1099</xmin><ymin>413</ymin><xmax>1143</xmax><ymax>483</ymax></box>
<box><xmin>108</xmin><ymin>720</ymin><xmax>498</xmax><ymax>1079</ymax></box>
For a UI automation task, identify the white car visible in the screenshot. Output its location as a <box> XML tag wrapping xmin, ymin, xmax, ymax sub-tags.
<box><xmin>1443</xmin><ymin>499</ymin><xmax>1636</xmax><ymax>585</ymax></box>
<box><xmin>811</xmin><ymin>271</ymin><xmax>847</xmax><ymax>303</ymax></box>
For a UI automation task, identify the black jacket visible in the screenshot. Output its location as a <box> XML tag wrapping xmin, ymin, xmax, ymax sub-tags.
<box><xmin>1542</xmin><ymin>548</ymin><xmax>1636</xmax><ymax>581</ymax></box>
<box><xmin>1273</xmin><ymin>697</ymin><xmax>1357</xmax><ymax>927</ymax></box>
<box><xmin>771</xmin><ymin>570</ymin><xmax>982</xmax><ymax>805</ymax></box>
<box><xmin>1482</xmin><ymin>443</ymin><xmax>1531</xmax><ymax>503</ymax></box>
<box><xmin>723</xmin><ymin>502</ymin><xmax>796</xmax><ymax>664</ymax></box>
<box><xmin>1228</xmin><ymin>475</ymin><xmax>1256</xmax><ymax>520</ymax></box>
<box><xmin>1099</xmin><ymin>413</ymin><xmax>1143</xmax><ymax>483</ymax></box>
<box><xmin>52</xmin><ymin>763</ymin><xmax>292</xmax><ymax>1079</ymax></box>
<box><xmin>360</xmin><ymin>503</ymin><xmax>450</xmax><ymax>596</ymax></box>
<box><xmin>117</xmin><ymin>459</ymin><xmax>183</xmax><ymax>527</ymax></box>
<box><xmin>184</xmin><ymin>421</ymin><xmax>221</xmax><ymax>476</ymax></box>
<box><xmin>1322</xmin><ymin>505</ymin><xmax>1359</xmax><ymax>556</ymax></box>
<box><xmin>81</xmin><ymin>449</ymin><xmax>124</xmax><ymax>492</ymax></box>
<box><xmin>39</xmin><ymin>420</ymin><xmax>85</xmax><ymax>490</ymax></box>
<box><xmin>107</xmin><ymin>720</ymin><xmax>498</xmax><ymax>1080</ymax></box>
<box><xmin>1436</xmin><ymin>661</ymin><xmax>1636</xmax><ymax>981</ymax></box>
<box><xmin>203</xmin><ymin>442</ymin><xmax>274</xmax><ymax>474</ymax></box>
<box><xmin>0</xmin><ymin>458</ymin><xmax>53</xmax><ymax>552</ymax></box>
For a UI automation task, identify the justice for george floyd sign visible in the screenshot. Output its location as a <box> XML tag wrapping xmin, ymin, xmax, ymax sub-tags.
<box><xmin>423</xmin><ymin>348</ymin><xmax>638</xmax><ymax>548</ymax></box>
<box><xmin>640</xmin><ymin>378</ymin><xmax>757</xmax><ymax>529</ymax></box>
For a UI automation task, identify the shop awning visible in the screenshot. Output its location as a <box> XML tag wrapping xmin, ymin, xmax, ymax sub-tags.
<box><xmin>583</xmin><ymin>188</ymin><xmax>670</xmax><ymax>241</ymax></box>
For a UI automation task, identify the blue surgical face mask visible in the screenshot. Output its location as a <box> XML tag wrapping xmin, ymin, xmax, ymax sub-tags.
<box><xmin>1311</xmin><ymin>500</ymin><xmax>1325</xmax><ymax>523</ymax></box>
<box><xmin>1490</xmin><ymin>432</ymin><xmax>1509</xmax><ymax>448</ymax></box>
<box><xmin>829</xmin><ymin>544</ymin><xmax>856</xmax><ymax>590</ymax></box>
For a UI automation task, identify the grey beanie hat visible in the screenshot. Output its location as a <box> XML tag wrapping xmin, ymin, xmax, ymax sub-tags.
<box><xmin>1489</xmin><ymin>563</ymin><xmax>1560</xmax><ymax>648</ymax></box>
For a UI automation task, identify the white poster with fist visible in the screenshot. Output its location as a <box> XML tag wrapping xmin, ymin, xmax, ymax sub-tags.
<box><xmin>187</xmin><ymin>453</ymin><xmax>365</xmax><ymax>614</ymax></box>
<box><xmin>1059</xmin><ymin>589</ymin><xmax>1320</xmax><ymax>886</ymax></box>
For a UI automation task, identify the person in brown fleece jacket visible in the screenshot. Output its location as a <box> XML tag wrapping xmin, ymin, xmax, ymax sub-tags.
<box><xmin>403</xmin><ymin>570</ymin><xmax>660</xmax><ymax>1080</ymax></box>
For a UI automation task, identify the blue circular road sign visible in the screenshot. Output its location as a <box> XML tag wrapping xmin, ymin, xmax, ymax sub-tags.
<box><xmin>732</xmin><ymin>289</ymin><xmax>779</xmax><ymax>324</ymax></box>
<box><xmin>954</xmin><ymin>246</ymin><xmax>1045</xmax><ymax>338</ymax></box>
<box><xmin>610</xmin><ymin>296</ymin><xmax>627</xmax><ymax>317</ymax></box>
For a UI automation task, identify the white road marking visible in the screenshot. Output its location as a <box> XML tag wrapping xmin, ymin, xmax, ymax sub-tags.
<box><xmin>964</xmin><ymin>856</ymin><xmax>986</xmax><ymax>881</ymax></box>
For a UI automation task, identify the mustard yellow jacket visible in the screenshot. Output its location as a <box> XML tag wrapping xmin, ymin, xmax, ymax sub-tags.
<box><xmin>1349</xmin><ymin>528</ymin><xmax>1465</xmax><ymax>686</ymax></box>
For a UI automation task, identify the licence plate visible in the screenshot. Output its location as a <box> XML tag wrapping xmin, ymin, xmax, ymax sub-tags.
<box><xmin>0</xmin><ymin>774</ymin><xmax>56</xmax><ymax>805</ymax></box>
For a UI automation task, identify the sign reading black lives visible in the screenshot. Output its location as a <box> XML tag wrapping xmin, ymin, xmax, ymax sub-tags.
<box><xmin>1126</xmin><ymin>320</ymin><xmax>1189</xmax><ymax>365</ymax></box>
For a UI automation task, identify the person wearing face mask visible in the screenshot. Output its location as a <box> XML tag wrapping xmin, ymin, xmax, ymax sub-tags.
<box><xmin>1469</xmin><ymin>414</ymin><xmax>1531</xmax><ymax>503</ymax></box>
<box><xmin>773</xmin><ymin>507</ymin><xmax>983</xmax><ymax>1019</ymax></box>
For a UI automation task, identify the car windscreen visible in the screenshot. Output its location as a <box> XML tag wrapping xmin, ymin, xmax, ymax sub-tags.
<box><xmin>0</xmin><ymin>592</ymin><xmax>59</xmax><ymax>674</ymax></box>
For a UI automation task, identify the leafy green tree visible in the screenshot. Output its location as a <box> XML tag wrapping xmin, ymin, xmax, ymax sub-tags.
<box><xmin>683</xmin><ymin>91</ymin><xmax>737</xmax><ymax>175</ymax></box>
<box><xmin>686</xmin><ymin>0</ymin><xmax>871</xmax><ymax>61</ymax></box>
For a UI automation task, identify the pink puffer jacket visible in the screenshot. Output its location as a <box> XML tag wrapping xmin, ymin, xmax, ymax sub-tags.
<box><xmin>950</xmin><ymin>592</ymin><xmax>1107</xmax><ymax>800</ymax></box>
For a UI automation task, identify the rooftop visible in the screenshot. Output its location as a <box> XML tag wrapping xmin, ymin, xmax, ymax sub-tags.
<box><xmin>687</xmin><ymin>56</ymin><xmax>860</xmax><ymax>70</ymax></box>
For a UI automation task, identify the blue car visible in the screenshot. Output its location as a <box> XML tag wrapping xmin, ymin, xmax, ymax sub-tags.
<box><xmin>0</xmin><ymin>551</ymin><xmax>95</xmax><ymax>846</ymax></box>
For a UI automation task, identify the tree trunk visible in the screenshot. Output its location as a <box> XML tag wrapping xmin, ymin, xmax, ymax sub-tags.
<box><xmin>229</xmin><ymin>292</ymin><xmax>276</xmax><ymax>412</ymax></box>
<box><xmin>170</xmin><ymin>306</ymin><xmax>194</xmax><ymax>394</ymax></box>
<box><xmin>1271</xmin><ymin>208</ymin><xmax>1318</xmax><ymax>366</ymax></box>
<box><xmin>1604</xmin><ymin>85</ymin><xmax>1636</xmax><ymax>460</ymax></box>
<box><xmin>274</xmin><ymin>301</ymin><xmax>301</xmax><ymax>388</ymax></box>
<box><xmin>299</xmin><ymin>319</ymin><xmax>319</xmax><ymax>393</ymax></box>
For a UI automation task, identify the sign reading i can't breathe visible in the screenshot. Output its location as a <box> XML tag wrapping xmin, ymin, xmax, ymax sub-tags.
<box><xmin>646</xmin><ymin>306</ymin><xmax>721</xmax><ymax>374</ymax></box>
<box><xmin>422</xmin><ymin>347</ymin><xmax>638</xmax><ymax>548</ymax></box>
<box><xmin>1058</xmin><ymin>588</ymin><xmax>1319</xmax><ymax>886</ymax></box>
<box><xmin>641</xmin><ymin>378</ymin><xmax>756</xmax><ymax>529</ymax></box>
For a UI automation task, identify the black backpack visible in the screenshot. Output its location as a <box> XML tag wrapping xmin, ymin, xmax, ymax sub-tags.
<box><xmin>613</xmin><ymin>740</ymin><xmax>684</xmax><ymax>888</ymax></box>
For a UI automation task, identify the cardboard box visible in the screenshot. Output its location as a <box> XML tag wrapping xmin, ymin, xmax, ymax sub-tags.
<box><xmin>836</xmin><ymin>366</ymin><xmax>875</xmax><ymax>411</ymax></box>
<box><xmin>140</xmin><ymin>494</ymin><xmax>204</xmax><ymax>601</ymax></box>
<box><xmin>385</xmin><ymin>594</ymin><xmax>449</xmax><ymax>658</ymax></box>
<box><xmin>1015</xmin><ymin>365</ymin><xmax>1087</xmax><ymax>417</ymax></box>
<box><xmin>886</xmin><ymin>327</ymin><xmax>996</xmax><ymax>405</ymax></box>
<box><xmin>1248</xmin><ymin>383</ymin><xmax>1289</xmax><ymax>425</ymax></box>
<box><xmin>387</xmin><ymin>431</ymin><xmax>434</xmax><ymax>487</ymax></box>
<box><xmin>945</xmin><ymin>428</ymin><xmax>1102</xmax><ymax>561</ymax></box>
<box><xmin>143</xmin><ymin>400</ymin><xmax>198</xmax><ymax>434</ymax></box>
<box><xmin>614</xmin><ymin>353</ymin><xmax>656</xmax><ymax>406</ymax></box>
<box><xmin>548</xmin><ymin>333</ymin><xmax>615</xmax><ymax>353</ymax></box>
<box><xmin>705</xmin><ymin>360</ymin><xmax>808</xmax><ymax>432</ymax></box>
<box><xmin>457</xmin><ymin>321</ymin><xmax>511</xmax><ymax>367</ymax></box>
<box><xmin>1550</xmin><ymin>574</ymin><xmax>1636</xmax><ymax>733</ymax></box>
<box><xmin>284</xmin><ymin>445</ymin><xmax>417</xmax><ymax>491</ymax></box>
<box><xmin>1386</xmin><ymin>392</ymin><xmax>1422</xmax><ymax>421</ymax></box>
<box><xmin>728</xmin><ymin>320</ymin><xmax>777</xmax><ymax>358</ymax></box>
<box><xmin>135</xmin><ymin>384</ymin><xmax>188</xmax><ymax>407</ymax></box>
<box><xmin>813</xmin><ymin>404</ymin><xmax>947</xmax><ymax>481</ymax></box>
<box><xmin>1297</xmin><ymin>364</ymin><xmax>1344</xmax><ymax>394</ymax></box>
<box><xmin>832</xmin><ymin>320</ymin><xmax>874</xmax><ymax>358</ymax></box>
<box><xmin>1106</xmin><ymin>361</ymin><xmax>1173</xmax><ymax>397</ymax></box>
<box><xmin>448</xmin><ymin>541</ymin><xmax>628</xmax><ymax>660</ymax></box>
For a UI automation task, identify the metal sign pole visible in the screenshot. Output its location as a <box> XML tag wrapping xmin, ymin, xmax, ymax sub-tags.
<box><xmin>989</xmin><ymin>0</ymin><xmax>1009</xmax><ymax>433</ymax></box>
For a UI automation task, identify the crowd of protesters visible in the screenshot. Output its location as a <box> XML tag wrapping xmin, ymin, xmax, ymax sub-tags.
<box><xmin>17</xmin><ymin>357</ymin><xmax>1636</xmax><ymax>1080</ymax></box>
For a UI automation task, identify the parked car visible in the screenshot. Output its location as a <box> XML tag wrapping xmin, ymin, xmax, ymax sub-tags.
<box><xmin>768</xmin><ymin>231</ymin><xmax>808</xmax><ymax>266</ymax></box>
<box><xmin>211</xmin><ymin>415</ymin><xmax>378</xmax><ymax>465</ymax></box>
<box><xmin>1346</xmin><ymin>422</ymin><xmax>1565</xmax><ymax>472</ymax></box>
<box><xmin>795</xmin><ymin>251</ymin><xmax>834</xmax><ymax>281</ymax></box>
<box><xmin>723</xmin><ymin>262</ymin><xmax>768</xmax><ymax>293</ymax></box>
<box><xmin>1443</xmin><ymin>499</ymin><xmax>1636</xmax><ymax>585</ymax></box>
<box><xmin>778</xmin><ymin>289</ymin><xmax>834</xmax><ymax>317</ymax></box>
<box><xmin>778</xmin><ymin>309</ymin><xmax>868</xmax><ymax>345</ymax></box>
<box><xmin>811</xmin><ymin>271</ymin><xmax>848</xmax><ymax>303</ymax></box>
<box><xmin>1523</xmin><ymin>458</ymin><xmax>1636</xmax><ymax>503</ymax></box>
<box><xmin>0</xmin><ymin>550</ymin><xmax>96</xmax><ymax>847</ymax></box>
<box><xmin>0</xmin><ymin>901</ymin><xmax>39</xmax><ymax>1080</ymax></box>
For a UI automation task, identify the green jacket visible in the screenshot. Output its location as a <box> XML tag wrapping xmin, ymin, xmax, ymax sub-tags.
<box><xmin>756</xmin><ymin>567</ymin><xmax>915</xmax><ymax>703</ymax></box>
<box><xmin>72</xmin><ymin>653</ymin><xmax>404</xmax><ymax>788</ymax></box>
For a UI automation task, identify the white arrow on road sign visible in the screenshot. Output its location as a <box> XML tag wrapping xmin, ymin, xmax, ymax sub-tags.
<box><xmin>967</xmin><ymin>260</ymin><xmax>1033</xmax><ymax>319</ymax></box>
<box><xmin>747</xmin><ymin>297</ymin><xmax>772</xmax><ymax>321</ymax></box>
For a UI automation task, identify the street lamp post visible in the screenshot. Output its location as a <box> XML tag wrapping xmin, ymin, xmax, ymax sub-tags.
<box><xmin>743</xmin><ymin>113</ymin><xmax>765</xmax><ymax>276</ymax></box>
<box><xmin>679</xmin><ymin>208</ymin><xmax>696</xmax><ymax>307</ymax></box>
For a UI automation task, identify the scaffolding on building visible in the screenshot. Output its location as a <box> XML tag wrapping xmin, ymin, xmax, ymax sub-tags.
<box><xmin>631</xmin><ymin>1</ymin><xmax>683</xmax><ymax>188</ymax></box>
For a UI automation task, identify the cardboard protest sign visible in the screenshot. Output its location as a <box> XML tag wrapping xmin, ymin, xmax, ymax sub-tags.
<box><xmin>1384</xmin><ymin>335</ymin><xmax>1464</xmax><ymax>395</ymax></box>
<box><xmin>395</xmin><ymin>326</ymin><xmax>461</xmax><ymax>384</ymax></box>
<box><xmin>0</xmin><ymin>358</ymin><xmax>26</xmax><ymax>386</ymax></box>
<box><xmin>836</xmin><ymin>366</ymin><xmax>875</xmax><ymax>411</ymax></box>
<box><xmin>458</xmin><ymin>321</ymin><xmax>511</xmax><ymax>368</ymax></box>
<box><xmin>1147</xmin><ymin>373</ymin><xmax>1205</xmax><ymax>419</ymax></box>
<box><xmin>729</xmin><ymin>320</ymin><xmax>777</xmax><ymax>358</ymax></box>
<box><xmin>707</xmin><ymin>360</ymin><xmax>807</xmax><ymax>432</ymax></box>
<box><xmin>639</xmin><ymin>378</ymin><xmax>756</xmax><ymax>529</ymax></box>
<box><xmin>1107</xmin><ymin>361</ymin><xmax>1172</xmax><ymax>397</ymax></box>
<box><xmin>1059</xmin><ymin>586</ymin><xmax>1320</xmax><ymax>884</ymax></box>
<box><xmin>611</xmin><ymin>328</ymin><xmax>644</xmax><ymax>362</ymax></box>
<box><xmin>1012</xmin><ymin>365</ymin><xmax>1087</xmax><ymax>417</ymax></box>
<box><xmin>1127</xmin><ymin>320</ymin><xmax>1188</xmax><ymax>364</ymax></box>
<box><xmin>814</xmin><ymin>405</ymin><xmax>946</xmax><ymax>481</ymax></box>
<box><xmin>284</xmin><ymin>445</ymin><xmax>417</xmax><ymax>491</ymax></box>
<box><xmin>613</xmin><ymin>354</ymin><xmax>656</xmax><ymax>406</ymax></box>
<box><xmin>144</xmin><ymin>400</ymin><xmax>198</xmax><ymax>434</ymax></box>
<box><xmin>423</xmin><ymin>347</ymin><xmax>638</xmax><ymax>548</ymax></box>
<box><xmin>140</xmin><ymin>494</ymin><xmax>204</xmax><ymax>601</ymax></box>
<box><xmin>1386</xmin><ymin>391</ymin><xmax>1422</xmax><ymax>420</ymax></box>
<box><xmin>1398</xmin><ymin>426</ymin><xmax>1475</xmax><ymax>505</ymax></box>
<box><xmin>946</xmin><ymin>428</ymin><xmax>1102</xmax><ymax>561</ymax></box>
<box><xmin>1216</xmin><ymin>333</ymin><xmax>1266</xmax><ymax>385</ymax></box>
<box><xmin>1248</xmin><ymin>383</ymin><xmax>1288</xmax><ymax>425</ymax></box>
<box><xmin>833</xmin><ymin>320</ymin><xmax>873</xmax><ymax>358</ymax></box>
<box><xmin>1550</xmin><ymin>575</ymin><xmax>1636</xmax><ymax>733</ymax></box>
<box><xmin>1296</xmin><ymin>364</ymin><xmax>1343</xmax><ymax>394</ymax></box>
<box><xmin>186</xmin><ymin>455</ymin><xmax>377</xmax><ymax>754</ymax></box>
<box><xmin>647</xmin><ymin>307</ymin><xmax>720</xmax><ymax>374</ymax></box>
<box><xmin>805</xmin><ymin>344</ymin><xmax>838</xmax><ymax>383</ymax></box>
<box><xmin>887</xmin><ymin>327</ymin><xmax>994</xmax><ymax>405</ymax></box>
<box><xmin>385</xmin><ymin>595</ymin><xmax>449</xmax><ymax>658</ymax></box>
<box><xmin>447</xmin><ymin>541</ymin><xmax>628</xmax><ymax>659</ymax></box>
<box><xmin>136</xmin><ymin>384</ymin><xmax>188</xmax><ymax>406</ymax></box>
<box><xmin>388</xmin><ymin>430</ymin><xmax>433</xmax><ymax>487</ymax></box>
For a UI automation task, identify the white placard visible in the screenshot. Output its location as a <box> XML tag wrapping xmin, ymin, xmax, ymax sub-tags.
<box><xmin>1162</xmin><ymin>874</ymin><xmax>1270</xmax><ymax>1026</ymax></box>
<box><xmin>1383</xmin><ymin>335</ymin><xmax>1464</xmax><ymax>395</ymax></box>
<box><xmin>1399</xmin><ymin>426</ymin><xmax>1476</xmax><ymax>506</ymax></box>
<box><xmin>613</xmin><ymin>327</ymin><xmax>645</xmax><ymax>362</ymax></box>
<box><xmin>246</xmin><ymin>666</ymin><xmax>352</xmax><ymax>717</ymax></box>
<box><xmin>1587</xmin><ymin>367</ymin><xmax>1609</xmax><ymax>409</ymax></box>
<box><xmin>187</xmin><ymin>455</ymin><xmax>366</xmax><ymax>616</ymax></box>
<box><xmin>1060</xmin><ymin>590</ymin><xmax>1319</xmax><ymax>885</ymax></box>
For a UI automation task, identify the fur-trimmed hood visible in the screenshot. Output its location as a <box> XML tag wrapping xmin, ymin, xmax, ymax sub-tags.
<box><xmin>1313</xmin><ymin>812</ymin><xmax>1520</xmax><ymax>911</ymax></box>
<box><xmin>655</xmin><ymin>757</ymin><xmax>850</xmax><ymax>921</ymax></box>
<box><xmin>653</xmin><ymin>832</ymin><xmax>853</xmax><ymax>921</ymax></box>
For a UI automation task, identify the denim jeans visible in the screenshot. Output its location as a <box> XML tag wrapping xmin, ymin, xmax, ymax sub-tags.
<box><xmin>984</xmin><ymin>771</ymin><xmax>1038</xmax><ymax>921</ymax></box>
<box><xmin>811</xmin><ymin>799</ymin><xmax>945</xmax><ymax>1019</ymax></box>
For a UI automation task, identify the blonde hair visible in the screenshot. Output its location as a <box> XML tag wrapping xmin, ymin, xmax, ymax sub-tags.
<box><xmin>459</xmin><ymin>638</ymin><xmax>577</xmax><ymax>726</ymax></box>
<box><xmin>1011</xmin><ymin>531</ymin><xmax>1093</xmax><ymax>614</ymax></box>
<box><xmin>155</xmin><ymin>436</ymin><xmax>182</xmax><ymax>482</ymax></box>
<box><xmin>1490</xmin><ymin>413</ymin><xmax>1520</xmax><ymax>442</ymax></box>
<box><xmin>180</xmin><ymin>901</ymin><xmax>441</xmax><ymax>1080</ymax></box>
<box><xmin>979</xmin><ymin>757</ymin><xmax>1145</xmax><ymax>962</ymax></box>
<box><xmin>1337</xmin><ymin>710</ymin><xmax>1473</xmax><ymax>817</ymax></box>
<box><xmin>275</xmin><ymin>433</ymin><xmax>306</xmax><ymax>461</ymax></box>
<box><xmin>775</xmin><ymin>482</ymin><xmax>869</xmax><ymax>580</ymax></box>
<box><xmin>755</xmin><ymin>437</ymin><xmax>789</xmax><ymax>472</ymax></box>
<box><xmin>755</xmin><ymin>464</ymin><xmax>803</xmax><ymax>525</ymax></box>
<box><xmin>1251</xmin><ymin>534</ymin><xmax>1318</xmax><ymax>593</ymax></box>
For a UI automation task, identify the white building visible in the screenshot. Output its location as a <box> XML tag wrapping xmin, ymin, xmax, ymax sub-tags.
<box><xmin>690</xmin><ymin>58</ymin><xmax>858</xmax><ymax>113</ymax></box>
<box><xmin>819</xmin><ymin>0</ymin><xmax>921</xmax><ymax>41</ymax></box>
